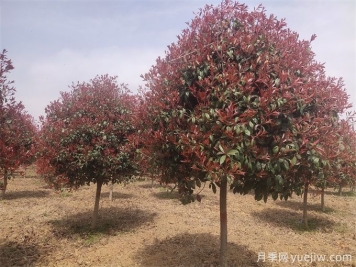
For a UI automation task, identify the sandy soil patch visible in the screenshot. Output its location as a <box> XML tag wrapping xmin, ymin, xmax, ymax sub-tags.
<box><xmin>0</xmin><ymin>171</ymin><xmax>355</xmax><ymax>266</ymax></box>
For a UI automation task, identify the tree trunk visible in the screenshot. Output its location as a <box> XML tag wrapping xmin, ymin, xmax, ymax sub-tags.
<box><xmin>302</xmin><ymin>183</ymin><xmax>309</xmax><ymax>228</ymax></box>
<box><xmin>91</xmin><ymin>180</ymin><xmax>103</xmax><ymax>229</ymax></box>
<box><xmin>338</xmin><ymin>185</ymin><xmax>342</xmax><ymax>196</ymax></box>
<box><xmin>109</xmin><ymin>181</ymin><xmax>113</xmax><ymax>201</ymax></box>
<box><xmin>321</xmin><ymin>187</ymin><xmax>325</xmax><ymax>212</ymax></box>
<box><xmin>1</xmin><ymin>170</ymin><xmax>8</xmax><ymax>199</ymax></box>
<box><xmin>219</xmin><ymin>178</ymin><xmax>228</xmax><ymax>267</ymax></box>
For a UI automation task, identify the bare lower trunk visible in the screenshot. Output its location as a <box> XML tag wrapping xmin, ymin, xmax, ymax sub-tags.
<box><xmin>219</xmin><ymin>178</ymin><xmax>228</xmax><ymax>267</ymax></box>
<box><xmin>321</xmin><ymin>187</ymin><xmax>325</xmax><ymax>212</ymax></box>
<box><xmin>91</xmin><ymin>180</ymin><xmax>103</xmax><ymax>229</ymax></box>
<box><xmin>109</xmin><ymin>181</ymin><xmax>113</xmax><ymax>201</ymax></box>
<box><xmin>338</xmin><ymin>185</ymin><xmax>342</xmax><ymax>196</ymax></box>
<box><xmin>303</xmin><ymin>183</ymin><xmax>309</xmax><ymax>228</ymax></box>
<box><xmin>1</xmin><ymin>170</ymin><xmax>8</xmax><ymax>199</ymax></box>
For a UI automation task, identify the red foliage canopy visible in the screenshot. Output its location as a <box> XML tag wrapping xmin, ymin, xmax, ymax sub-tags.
<box><xmin>139</xmin><ymin>0</ymin><xmax>353</xmax><ymax>202</ymax></box>
<box><xmin>0</xmin><ymin>49</ymin><xmax>36</xmax><ymax>175</ymax></box>
<box><xmin>37</xmin><ymin>75</ymin><xmax>137</xmax><ymax>189</ymax></box>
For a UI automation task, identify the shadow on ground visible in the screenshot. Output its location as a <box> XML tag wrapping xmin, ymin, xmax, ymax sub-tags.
<box><xmin>138</xmin><ymin>182</ymin><xmax>162</xmax><ymax>189</ymax></box>
<box><xmin>49</xmin><ymin>207</ymin><xmax>156</xmax><ymax>239</ymax></box>
<box><xmin>251</xmin><ymin>208</ymin><xmax>336</xmax><ymax>232</ymax></box>
<box><xmin>135</xmin><ymin>233</ymin><xmax>271</xmax><ymax>267</ymax></box>
<box><xmin>100</xmin><ymin>191</ymin><xmax>134</xmax><ymax>199</ymax></box>
<box><xmin>0</xmin><ymin>241</ymin><xmax>48</xmax><ymax>267</ymax></box>
<box><xmin>275</xmin><ymin>199</ymin><xmax>335</xmax><ymax>213</ymax></box>
<box><xmin>152</xmin><ymin>190</ymin><xmax>181</xmax><ymax>200</ymax></box>
<box><xmin>3</xmin><ymin>190</ymin><xmax>50</xmax><ymax>200</ymax></box>
<box><xmin>309</xmin><ymin>188</ymin><xmax>356</xmax><ymax>197</ymax></box>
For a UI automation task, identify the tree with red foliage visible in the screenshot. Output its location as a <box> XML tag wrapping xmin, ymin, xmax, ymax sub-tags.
<box><xmin>139</xmin><ymin>1</ymin><xmax>353</xmax><ymax>265</ymax></box>
<box><xmin>0</xmin><ymin>50</ymin><xmax>37</xmax><ymax>198</ymax></box>
<box><xmin>281</xmin><ymin>75</ymin><xmax>353</xmax><ymax>227</ymax></box>
<box><xmin>37</xmin><ymin>75</ymin><xmax>137</xmax><ymax>228</ymax></box>
<box><xmin>325</xmin><ymin>117</ymin><xmax>356</xmax><ymax>194</ymax></box>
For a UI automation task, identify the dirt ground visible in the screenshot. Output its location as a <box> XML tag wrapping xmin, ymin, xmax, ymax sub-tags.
<box><xmin>0</xmin><ymin>168</ymin><xmax>355</xmax><ymax>267</ymax></box>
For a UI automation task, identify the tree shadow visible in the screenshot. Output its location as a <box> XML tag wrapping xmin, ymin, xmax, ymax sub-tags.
<box><xmin>49</xmin><ymin>207</ymin><xmax>156</xmax><ymax>239</ymax></box>
<box><xmin>138</xmin><ymin>182</ymin><xmax>162</xmax><ymax>189</ymax></box>
<box><xmin>309</xmin><ymin>188</ymin><xmax>356</xmax><ymax>197</ymax></box>
<box><xmin>152</xmin><ymin>190</ymin><xmax>181</xmax><ymax>200</ymax></box>
<box><xmin>251</xmin><ymin>208</ymin><xmax>336</xmax><ymax>232</ymax></box>
<box><xmin>338</xmin><ymin>190</ymin><xmax>356</xmax><ymax>197</ymax></box>
<box><xmin>0</xmin><ymin>241</ymin><xmax>46</xmax><ymax>267</ymax></box>
<box><xmin>275</xmin><ymin>200</ymin><xmax>335</xmax><ymax>213</ymax></box>
<box><xmin>100</xmin><ymin>191</ymin><xmax>134</xmax><ymax>199</ymax></box>
<box><xmin>135</xmin><ymin>233</ymin><xmax>271</xmax><ymax>267</ymax></box>
<box><xmin>3</xmin><ymin>190</ymin><xmax>50</xmax><ymax>200</ymax></box>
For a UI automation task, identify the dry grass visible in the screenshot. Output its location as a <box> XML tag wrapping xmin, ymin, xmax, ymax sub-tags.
<box><xmin>0</xmin><ymin>171</ymin><xmax>355</xmax><ymax>267</ymax></box>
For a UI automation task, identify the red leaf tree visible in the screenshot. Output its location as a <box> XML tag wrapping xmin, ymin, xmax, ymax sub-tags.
<box><xmin>139</xmin><ymin>1</ymin><xmax>353</xmax><ymax>265</ymax></box>
<box><xmin>37</xmin><ymin>75</ymin><xmax>137</xmax><ymax>228</ymax></box>
<box><xmin>0</xmin><ymin>50</ymin><xmax>37</xmax><ymax>198</ymax></box>
<box><xmin>317</xmin><ymin>116</ymin><xmax>356</xmax><ymax>199</ymax></box>
<box><xmin>279</xmin><ymin>75</ymin><xmax>353</xmax><ymax>227</ymax></box>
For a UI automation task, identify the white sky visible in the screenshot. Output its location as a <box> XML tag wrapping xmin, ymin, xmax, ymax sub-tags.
<box><xmin>1</xmin><ymin>0</ymin><xmax>355</xmax><ymax>121</ymax></box>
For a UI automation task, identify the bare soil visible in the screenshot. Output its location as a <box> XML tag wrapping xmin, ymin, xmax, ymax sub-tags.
<box><xmin>0</xmin><ymin>168</ymin><xmax>355</xmax><ymax>267</ymax></box>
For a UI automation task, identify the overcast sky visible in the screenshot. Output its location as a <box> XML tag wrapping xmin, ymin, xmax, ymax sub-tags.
<box><xmin>1</xmin><ymin>0</ymin><xmax>355</xmax><ymax>121</ymax></box>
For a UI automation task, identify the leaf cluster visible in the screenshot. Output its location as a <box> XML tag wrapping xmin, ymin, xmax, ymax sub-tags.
<box><xmin>0</xmin><ymin>50</ymin><xmax>37</xmax><ymax>175</ymax></box>
<box><xmin>37</xmin><ymin>75</ymin><xmax>138</xmax><ymax>189</ymax></box>
<box><xmin>139</xmin><ymin>0</ymin><xmax>355</xmax><ymax>203</ymax></box>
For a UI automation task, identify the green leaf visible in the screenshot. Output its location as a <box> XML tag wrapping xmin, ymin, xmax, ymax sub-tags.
<box><xmin>255</xmin><ymin>193</ymin><xmax>263</xmax><ymax>201</ymax></box>
<box><xmin>218</xmin><ymin>144</ymin><xmax>224</xmax><ymax>153</ymax></box>
<box><xmin>227</xmin><ymin>149</ymin><xmax>238</xmax><ymax>156</ymax></box>
<box><xmin>275</xmin><ymin>175</ymin><xmax>283</xmax><ymax>185</ymax></box>
<box><xmin>282</xmin><ymin>160</ymin><xmax>289</xmax><ymax>170</ymax></box>
<box><xmin>290</xmin><ymin>156</ymin><xmax>297</xmax><ymax>166</ymax></box>
<box><xmin>211</xmin><ymin>183</ymin><xmax>217</xmax><ymax>194</ymax></box>
<box><xmin>274</xmin><ymin>78</ymin><xmax>280</xmax><ymax>86</ymax></box>
<box><xmin>272</xmin><ymin>191</ymin><xmax>278</xmax><ymax>200</ymax></box>
<box><xmin>220</xmin><ymin>155</ymin><xmax>226</xmax><ymax>165</ymax></box>
<box><xmin>272</xmin><ymin>146</ymin><xmax>279</xmax><ymax>154</ymax></box>
<box><xmin>244</xmin><ymin>129</ymin><xmax>251</xmax><ymax>136</ymax></box>
<box><xmin>196</xmin><ymin>179</ymin><xmax>201</xmax><ymax>188</ymax></box>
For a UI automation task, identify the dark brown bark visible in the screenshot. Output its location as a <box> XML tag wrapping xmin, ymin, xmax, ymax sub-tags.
<box><xmin>302</xmin><ymin>183</ymin><xmax>309</xmax><ymax>228</ymax></box>
<box><xmin>321</xmin><ymin>187</ymin><xmax>325</xmax><ymax>212</ymax></box>
<box><xmin>1</xmin><ymin>169</ymin><xmax>8</xmax><ymax>199</ymax></box>
<box><xmin>219</xmin><ymin>178</ymin><xmax>228</xmax><ymax>267</ymax></box>
<box><xmin>91</xmin><ymin>180</ymin><xmax>103</xmax><ymax>229</ymax></box>
<box><xmin>109</xmin><ymin>181</ymin><xmax>113</xmax><ymax>201</ymax></box>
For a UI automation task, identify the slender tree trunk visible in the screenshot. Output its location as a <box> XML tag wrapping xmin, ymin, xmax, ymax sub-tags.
<box><xmin>321</xmin><ymin>187</ymin><xmax>325</xmax><ymax>212</ymax></box>
<box><xmin>302</xmin><ymin>183</ymin><xmax>309</xmax><ymax>228</ymax></box>
<box><xmin>1</xmin><ymin>169</ymin><xmax>8</xmax><ymax>199</ymax></box>
<box><xmin>338</xmin><ymin>185</ymin><xmax>342</xmax><ymax>196</ymax></box>
<box><xmin>219</xmin><ymin>178</ymin><xmax>228</xmax><ymax>267</ymax></box>
<box><xmin>109</xmin><ymin>181</ymin><xmax>113</xmax><ymax>201</ymax></box>
<box><xmin>91</xmin><ymin>180</ymin><xmax>103</xmax><ymax>229</ymax></box>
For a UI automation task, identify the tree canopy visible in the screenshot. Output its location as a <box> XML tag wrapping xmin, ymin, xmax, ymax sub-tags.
<box><xmin>0</xmin><ymin>49</ymin><xmax>37</xmax><ymax>198</ymax></box>
<box><xmin>138</xmin><ymin>1</ymin><xmax>354</xmax><ymax>265</ymax></box>
<box><xmin>37</xmin><ymin>74</ymin><xmax>137</xmax><ymax>228</ymax></box>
